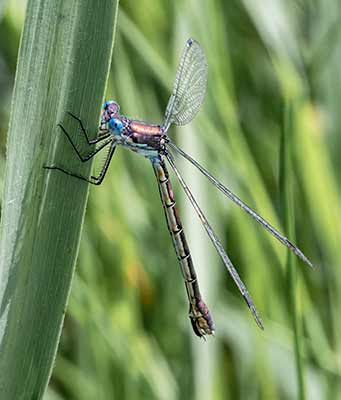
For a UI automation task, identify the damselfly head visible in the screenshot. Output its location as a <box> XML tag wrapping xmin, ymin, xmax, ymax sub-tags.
<box><xmin>101</xmin><ymin>100</ymin><xmax>120</xmax><ymax>124</ymax></box>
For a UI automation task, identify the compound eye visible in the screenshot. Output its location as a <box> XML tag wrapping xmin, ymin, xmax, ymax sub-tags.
<box><xmin>103</xmin><ymin>100</ymin><xmax>120</xmax><ymax>115</ymax></box>
<box><xmin>109</xmin><ymin>118</ymin><xmax>123</xmax><ymax>132</ymax></box>
<box><xmin>103</xmin><ymin>100</ymin><xmax>114</xmax><ymax>109</ymax></box>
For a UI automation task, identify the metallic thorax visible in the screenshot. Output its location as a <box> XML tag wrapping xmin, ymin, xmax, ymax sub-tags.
<box><xmin>101</xmin><ymin>100</ymin><xmax>167</xmax><ymax>159</ymax></box>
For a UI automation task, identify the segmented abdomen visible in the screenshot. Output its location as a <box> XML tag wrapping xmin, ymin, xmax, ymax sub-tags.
<box><xmin>151</xmin><ymin>156</ymin><xmax>215</xmax><ymax>337</ymax></box>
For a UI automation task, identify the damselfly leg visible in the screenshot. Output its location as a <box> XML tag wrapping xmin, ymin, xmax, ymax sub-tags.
<box><xmin>66</xmin><ymin>112</ymin><xmax>110</xmax><ymax>145</ymax></box>
<box><xmin>44</xmin><ymin>144</ymin><xmax>116</xmax><ymax>185</ymax></box>
<box><xmin>44</xmin><ymin>112</ymin><xmax>116</xmax><ymax>185</ymax></box>
<box><xmin>58</xmin><ymin>112</ymin><xmax>110</xmax><ymax>161</ymax></box>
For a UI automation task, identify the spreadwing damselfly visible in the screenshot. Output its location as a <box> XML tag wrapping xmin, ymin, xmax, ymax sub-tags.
<box><xmin>45</xmin><ymin>38</ymin><xmax>314</xmax><ymax>338</ymax></box>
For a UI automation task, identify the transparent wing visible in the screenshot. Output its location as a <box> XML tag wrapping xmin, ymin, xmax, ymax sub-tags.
<box><xmin>167</xmin><ymin>141</ymin><xmax>315</xmax><ymax>269</ymax></box>
<box><xmin>166</xmin><ymin>152</ymin><xmax>264</xmax><ymax>329</ymax></box>
<box><xmin>163</xmin><ymin>38</ymin><xmax>207</xmax><ymax>131</ymax></box>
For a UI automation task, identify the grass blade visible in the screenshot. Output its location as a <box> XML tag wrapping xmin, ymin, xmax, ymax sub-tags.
<box><xmin>280</xmin><ymin>99</ymin><xmax>306</xmax><ymax>399</ymax></box>
<box><xmin>0</xmin><ymin>0</ymin><xmax>118</xmax><ymax>398</ymax></box>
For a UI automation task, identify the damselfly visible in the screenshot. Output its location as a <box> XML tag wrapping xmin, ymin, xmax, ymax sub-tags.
<box><xmin>45</xmin><ymin>38</ymin><xmax>314</xmax><ymax>338</ymax></box>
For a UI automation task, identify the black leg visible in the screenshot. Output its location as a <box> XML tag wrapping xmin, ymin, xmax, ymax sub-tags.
<box><xmin>58</xmin><ymin>122</ymin><xmax>110</xmax><ymax>162</ymax></box>
<box><xmin>67</xmin><ymin>112</ymin><xmax>108</xmax><ymax>145</ymax></box>
<box><xmin>57</xmin><ymin>125</ymin><xmax>112</xmax><ymax>162</ymax></box>
<box><xmin>44</xmin><ymin>144</ymin><xmax>116</xmax><ymax>185</ymax></box>
<box><xmin>57</xmin><ymin>111</ymin><xmax>111</xmax><ymax>162</ymax></box>
<box><xmin>79</xmin><ymin>139</ymin><xmax>113</xmax><ymax>162</ymax></box>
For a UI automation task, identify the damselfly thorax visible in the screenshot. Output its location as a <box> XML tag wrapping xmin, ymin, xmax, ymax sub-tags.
<box><xmin>100</xmin><ymin>102</ymin><xmax>167</xmax><ymax>156</ymax></box>
<box><xmin>123</xmin><ymin>119</ymin><xmax>167</xmax><ymax>156</ymax></box>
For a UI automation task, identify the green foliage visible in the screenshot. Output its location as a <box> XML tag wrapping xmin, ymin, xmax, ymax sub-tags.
<box><xmin>0</xmin><ymin>0</ymin><xmax>340</xmax><ymax>399</ymax></box>
<box><xmin>280</xmin><ymin>100</ymin><xmax>306</xmax><ymax>399</ymax></box>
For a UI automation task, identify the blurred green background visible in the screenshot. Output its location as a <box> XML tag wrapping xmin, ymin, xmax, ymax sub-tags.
<box><xmin>0</xmin><ymin>0</ymin><xmax>340</xmax><ymax>399</ymax></box>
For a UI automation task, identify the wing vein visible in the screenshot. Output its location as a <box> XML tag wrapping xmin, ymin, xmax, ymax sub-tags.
<box><xmin>163</xmin><ymin>38</ymin><xmax>208</xmax><ymax>131</ymax></box>
<box><xmin>167</xmin><ymin>141</ymin><xmax>314</xmax><ymax>269</ymax></box>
